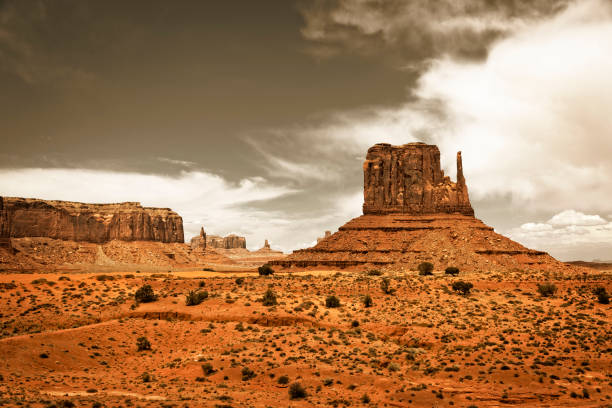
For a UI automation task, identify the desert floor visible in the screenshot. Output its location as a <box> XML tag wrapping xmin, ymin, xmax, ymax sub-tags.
<box><xmin>0</xmin><ymin>267</ymin><xmax>610</xmax><ymax>407</ymax></box>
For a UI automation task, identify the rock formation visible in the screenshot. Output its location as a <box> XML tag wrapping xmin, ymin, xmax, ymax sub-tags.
<box><xmin>363</xmin><ymin>143</ymin><xmax>473</xmax><ymax>216</ymax></box>
<box><xmin>272</xmin><ymin>142</ymin><xmax>569</xmax><ymax>273</ymax></box>
<box><xmin>317</xmin><ymin>230</ymin><xmax>331</xmax><ymax>243</ymax></box>
<box><xmin>263</xmin><ymin>239</ymin><xmax>270</xmax><ymax>249</ymax></box>
<box><xmin>190</xmin><ymin>227</ymin><xmax>207</xmax><ymax>251</ymax></box>
<box><xmin>207</xmin><ymin>234</ymin><xmax>246</xmax><ymax>249</ymax></box>
<box><xmin>0</xmin><ymin>197</ymin><xmax>184</xmax><ymax>244</ymax></box>
<box><xmin>0</xmin><ymin>197</ymin><xmax>11</xmax><ymax>251</ymax></box>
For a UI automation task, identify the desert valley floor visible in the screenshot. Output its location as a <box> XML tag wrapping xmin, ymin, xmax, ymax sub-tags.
<box><xmin>0</xmin><ymin>266</ymin><xmax>610</xmax><ymax>407</ymax></box>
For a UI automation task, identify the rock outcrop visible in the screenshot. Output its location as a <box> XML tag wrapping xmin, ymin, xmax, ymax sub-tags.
<box><xmin>363</xmin><ymin>143</ymin><xmax>473</xmax><ymax>216</ymax></box>
<box><xmin>190</xmin><ymin>227</ymin><xmax>207</xmax><ymax>251</ymax></box>
<box><xmin>207</xmin><ymin>234</ymin><xmax>246</xmax><ymax>249</ymax></box>
<box><xmin>0</xmin><ymin>197</ymin><xmax>184</xmax><ymax>244</ymax></box>
<box><xmin>317</xmin><ymin>231</ymin><xmax>331</xmax><ymax>243</ymax></box>
<box><xmin>0</xmin><ymin>197</ymin><xmax>11</xmax><ymax>251</ymax></box>
<box><xmin>273</xmin><ymin>142</ymin><xmax>570</xmax><ymax>273</ymax></box>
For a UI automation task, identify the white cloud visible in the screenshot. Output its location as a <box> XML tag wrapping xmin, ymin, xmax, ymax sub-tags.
<box><xmin>509</xmin><ymin>209</ymin><xmax>612</xmax><ymax>260</ymax></box>
<box><xmin>547</xmin><ymin>209</ymin><xmax>607</xmax><ymax>226</ymax></box>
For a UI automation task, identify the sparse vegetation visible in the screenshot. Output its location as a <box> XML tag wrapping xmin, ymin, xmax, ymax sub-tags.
<box><xmin>418</xmin><ymin>262</ymin><xmax>434</xmax><ymax>276</ymax></box>
<box><xmin>185</xmin><ymin>290</ymin><xmax>208</xmax><ymax>306</ymax></box>
<box><xmin>262</xmin><ymin>288</ymin><xmax>278</xmax><ymax>306</ymax></box>
<box><xmin>363</xmin><ymin>294</ymin><xmax>373</xmax><ymax>308</ymax></box>
<box><xmin>289</xmin><ymin>382</ymin><xmax>307</xmax><ymax>399</ymax></box>
<box><xmin>325</xmin><ymin>295</ymin><xmax>340</xmax><ymax>308</ymax></box>
<box><xmin>367</xmin><ymin>269</ymin><xmax>382</xmax><ymax>276</ymax></box>
<box><xmin>136</xmin><ymin>336</ymin><xmax>151</xmax><ymax>351</ymax></box>
<box><xmin>593</xmin><ymin>286</ymin><xmax>610</xmax><ymax>304</ymax></box>
<box><xmin>258</xmin><ymin>264</ymin><xmax>274</xmax><ymax>276</ymax></box>
<box><xmin>451</xmin><ymin>281</ymin><xmax>473</xmax><ymax>295</ymax></box>
<box><xmin>445</xmin><ymin>266</ymin><xmax>459</xmax><ymax>276</ymax></box>
<box><xmin>537</xmin><ymin>283</ymin><xmax>558</xmax><ymax>297</ymax></box>
<box><xmin>380</xmin><ymin>277</ymin><xmax>395</xmax><ymax>295</ymax></box>
<box><xmin>134</xmin><ymin>284</ymin><xmax>156</xmax><ymax>303</ymax></box>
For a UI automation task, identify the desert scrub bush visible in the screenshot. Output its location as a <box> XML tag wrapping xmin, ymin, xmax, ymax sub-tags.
<box><xmin>325</xmin><ymin>295</ymin><xmax>341</xmax><ymax>308</ymax></box>
<box><xmin>136</xmin><ymin>336</ymin><xmax>151</xmax><ymax>351</ymax></box>
<box><xmin>241</xmin><ymin>367</ymin><xmax>256</xmax><ymax>381</ymax></box>
<box><xmin>367</xmin><ymin>269</ymin><xmax>383</xmax><ymax>276</ymax></box>
<box><xmin>258</xmin><ymin>264</ymin><xmax>274</xmax><ymax>276</ymax></box>
<box><xmin>262</xmin><ymin>288</ymin><xmax>278</xmax><ymax>306</ymax></box>
<box><xmin>445</xmin><ymin>266</ymin><xmax>459</xmax><ymax>276</ymax></box>
<box><xmin>201</xmin><ymin>363</ymin><xmax>216</xmax><ymax>376</ymax></box>
<box><xmin>235</xmin><ymin>277</ymin><xmax>245</xmax><ymax>285</ymax></box>
<box><xmin>418</xmin><ymin>262</ymin><xmax>434</xmax><ymax>276</ymax></box>
<box><xmin>185</xmin><ymin>290</ymin><xmax>208</xmax><ymax>306</ymax></box>
<box><xmin>363</xmin><ymin>294</ymin><xmax>373</xmax><ymax>308</ymax></box>
<box><xmin>452</xmin><ymin>281</ymin><xmax>473</xmax><ymax>295</ymax></box>
<box><xmin>289</xmin><ymin>382</ymin><xmax>307</xmax><ymax>399</ymax></box>
<box><xmin>380</xmin><ymin>277</ymin><xmax>396</xmax><ymax>295</ymax></box>
<box><xmin>278</xmin><ymin>375</ymin><xmax>290</xmax><ymax>385</ymax></box>
<box><xmin>95</xmin><ymin>274</ymin><xmax>115</xmax><ymax>281</ymax></box>
<box><xmin>593</xmin><ymin>286</ymin><xmax>610</xmax><ymax>304</ymax></box>
<box><xmin>537</xmin><ymin>283</ymin><xmax>557</xmax><ymax>297</ymax></box>
<box><xmin>134</xmin><ymin>284</ymin><xmax>156</xmax><ymax>303</ymax></box>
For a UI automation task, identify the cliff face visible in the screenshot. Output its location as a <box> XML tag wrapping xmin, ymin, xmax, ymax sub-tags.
<box><xmin>362</xmin><ymin>143</ymin><xmax>474</xmax><ymax>216</ymax></box>
<box><xmin>0</xmin><ymin>197</ymin><xmax>184</xmax><ymax>244</ymax></box>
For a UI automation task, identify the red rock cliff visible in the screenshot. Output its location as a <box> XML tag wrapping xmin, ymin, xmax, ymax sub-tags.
<box><xmin>0</xmin><ymin>197</ymin><xmax>184</xmax><ymax>243</ymax></box>
<box><xmin>362</xmin><ymin>143</ymin><xmax>474</xmax><ymax>216</ymax></box>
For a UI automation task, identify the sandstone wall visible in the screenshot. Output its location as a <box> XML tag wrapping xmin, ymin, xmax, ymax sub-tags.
<box><xmin>362</xmin><ymin>143</ymin><xmax>474</xmax><ymax>216</ymax></box>
<box><xmin>0</xmin><ymin>197</ymin><xmax>184</xmax><ymax>244</ymax></box>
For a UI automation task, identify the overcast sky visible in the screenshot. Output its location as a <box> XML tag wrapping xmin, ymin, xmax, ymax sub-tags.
<box><xmin>1</xmin><ymin>0</ymin><xmax>611</xmax><ymax>261</ymax></box>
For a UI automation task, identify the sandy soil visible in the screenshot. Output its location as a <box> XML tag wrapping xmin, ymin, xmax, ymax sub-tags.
<box><xmin>0</xmin><ymin>267</ymin><xmax>610</xmax><ymax>407</ymax></box>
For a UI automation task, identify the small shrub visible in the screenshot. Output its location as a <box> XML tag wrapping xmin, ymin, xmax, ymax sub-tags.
<box><xmin>289</xmin><ymin>382</ymin><xmax>307</xmax><ymax>399</ymax></box>
<box><xmin>452</xmin><ymin>281</ymin><xmax>473</xmax><ymax>295</ymax></box>
<box><xmin>201</xmin><ymin>363</ymin><xmax>215</xmax><ymax>376</ymax></box>
<box><xmin>241</xmin><ymin>367</ymin><xmax>256</xmax><ymax>381</ymax></box>
<box><xmin>262</xmin><ymin>288</ymin><xmax>278</xmax><ymax>306</ymax></box>
<box><xmin>278</xmin><ymin>375</ymin><xmax>290</xmax><ymax>385</ymax></box>
<box><xmin>134</xmin><ymin>284</ymin><xmax>156</xmax><ymax>303</ymax></box>
<box><xmin>325</xmin><ymin>295</ymin><xmax>340</xmax><ymax>308</ymax></box>
<box><xmin>418</xmin><ymin>262</ymin><xmax>434</xmax><ymax>276</ymax></box>
<box><xmin>351</xmin><ymin>320</ymin><xmax>360</xmax><ymax>327</ymax></box>
<box><xmin>258</xmin><ymin>264</ymin><xmax>274</xmax><ymax>276</ymax></box>
<box><xmin>363</xmin><ymin>294</ymin><xmax>373</xmax><ymax>308</ymax></box>
<box><xmin>136</xmin><ymin>336</ymin><xmax>151</xmax><ymax>351</ymax></box>
<box><xmin>445</xmin><ymin>266</ymin><xmax>459</xmax><ymax>276</ymax></box>
<box><xmin>141</xmin><ymin>372</ymin><xmax>152</xmax><ymax>382</ymax></box>
<box><xmin>537</xmin><ymin>283</ymin><xmax>557</xmax><ymax>297</ymax></box>
<box><xmin>235</xmin><ymin>277</ymin><xmax>245</xmax><ymax>285</ymax></box>
<box><xmin>380</xmin><ymin>277</ymin><xmax>396</xmax><ymax>295</ymax></box>
<box><xmin>593</xmin><ymin>286</ymin><xmax>610</xmax><ymax>304</ymax></box>
<box><xmin>185</xmin><ymin>290</ymin><xmax>208</xmax><ymax>306</ymax></box>
<box><xmin>361</xmin><ymin>394</ymin><xmax>371</xmax><ymax>403</ymax></box>
<box><xmin>95</xmin><ymin>274</ymin><xmax>115</xmax><ymax>281</ymax></box>
<box><xmin>367</xmin><ymin>269</ymin><xmax>382</xmax><ymax>276</ymax></box>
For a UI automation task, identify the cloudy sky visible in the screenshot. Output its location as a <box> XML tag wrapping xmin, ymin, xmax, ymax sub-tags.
<box><xmin>1</xmin><ymin>0</ymin><xmax>611</xmax><ymax>260</ymax></box>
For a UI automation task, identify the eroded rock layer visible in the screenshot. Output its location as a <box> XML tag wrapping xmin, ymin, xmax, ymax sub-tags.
<box><xmin>271</xmin><ymin>214</ymin><xmax>564</xmax><ymax>272</ymax></box>
<box><xmin>0</xmin><ymin>197</ymin><xmax>184</xmax><ymax>244</ymax></box>
<box><xmin>363</xmin><ymin>143</ymin><xmax>473</xmax><ymax>216</ymax></box>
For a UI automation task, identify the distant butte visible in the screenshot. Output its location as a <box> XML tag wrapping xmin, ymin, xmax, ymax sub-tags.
<box><xmin>272</xmin><ymin>142</ymin><xmax>572</xmax><ymax>273</ymax></box>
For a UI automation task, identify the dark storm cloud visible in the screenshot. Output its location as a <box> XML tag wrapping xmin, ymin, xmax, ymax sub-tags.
<box><xmin>299</xmin><ymin>0</ymin><xmax>570</xmax><ymax>66</ymax></box>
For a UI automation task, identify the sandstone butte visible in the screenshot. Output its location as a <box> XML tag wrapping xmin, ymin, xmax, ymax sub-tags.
<box><xmin>190</xmin><ymin>226</ymin><xmax>247</xmax><ymax>250</ymax></box>
<box><xmin>272</xmin><ymin>142</ymin><xmax>574</xmax><ymax>273</ymax></box>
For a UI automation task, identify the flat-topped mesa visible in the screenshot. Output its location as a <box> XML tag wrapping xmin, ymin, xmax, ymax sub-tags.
<box><xmin>362</xmin><ymin>143</ymin><xmax>474</xmax><ymax>216</ymax></box>
<box><xmin>0</xmin><ymin>197</ymin><xmax>184</xmax><ymax>244</ymax></box>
